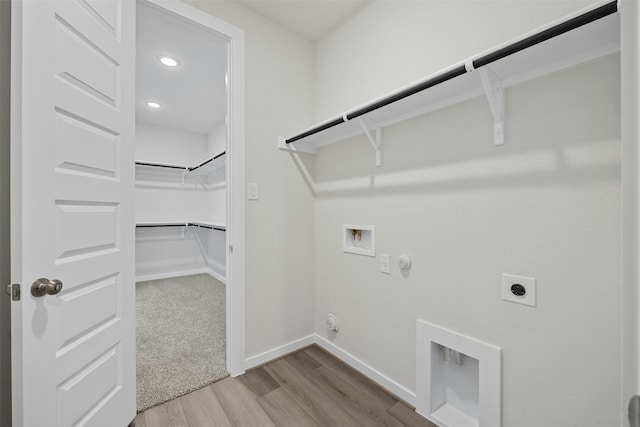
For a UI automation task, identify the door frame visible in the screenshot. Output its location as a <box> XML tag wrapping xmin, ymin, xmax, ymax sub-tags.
<box><xmin>142</xmin><ymin>0</ymin><xmax>245</xmax><ymax>377</ymax></box>
<box><xmin>621</xmin><ymin>0</ymin><xmax>640</xmax><ymax>423</ymax></box>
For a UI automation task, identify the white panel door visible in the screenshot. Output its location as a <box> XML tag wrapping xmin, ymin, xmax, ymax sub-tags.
<box><xmin>11</xmin><ymin>0</ymin><xmax>135</xmax><ymax>426</ymax></box>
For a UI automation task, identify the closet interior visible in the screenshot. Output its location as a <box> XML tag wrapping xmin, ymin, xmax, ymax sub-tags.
<box><xmin>135</xmin><ymin>3</ymin><xmax>228</xmax><ymax>283</ymax></box>
<box><xmin>134</xmin><ymin>2</ymin><xmax>229</xmax><ymax>411</ymax></box>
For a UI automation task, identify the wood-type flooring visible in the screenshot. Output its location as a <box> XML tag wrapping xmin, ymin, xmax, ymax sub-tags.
<box><xmin>132</xmin><ymin>345</ymin><xmax>437</xmax><ymax>427</ymax></box>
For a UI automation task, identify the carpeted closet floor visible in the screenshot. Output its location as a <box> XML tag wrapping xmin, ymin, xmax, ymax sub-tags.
<box><xmin>136</xmin><ymin>273</ymin><xmax>228</xmax><ymax>412</ymax></box>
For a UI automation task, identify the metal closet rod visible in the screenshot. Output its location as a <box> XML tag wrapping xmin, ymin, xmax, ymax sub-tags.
<box><xmin>135</xmin><ymin>223</ymin><xmax>226</xmax><ymax>232</ymax></box>
<box><xmin>285</xmin><ymin>0</ymin><xmax>618</xmax><ymax>144</ymax></box>
<box><xmin>134</xmin><ymin>151</ymin><xmax>226</xmax><ymax>171</ymax></box>
<box><xmin>134</xmin><ymin>162</ymin><xmax>186</xmax><ymax>170</ymax></box>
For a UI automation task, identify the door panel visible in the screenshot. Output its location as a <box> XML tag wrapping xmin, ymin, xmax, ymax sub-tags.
<box><xmin>12</xmin><ymin>0</ymin><xmax>135</xmax><ymax>425</ymax></box>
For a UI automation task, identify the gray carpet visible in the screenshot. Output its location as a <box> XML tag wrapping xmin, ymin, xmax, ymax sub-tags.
<box><xmin>136</xmin><ymin>273</ymin><xmax>228</xmax><ymax>412</ymax></box>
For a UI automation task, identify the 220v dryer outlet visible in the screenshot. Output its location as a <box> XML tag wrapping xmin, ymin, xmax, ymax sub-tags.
<box><xmin>501</xmin><ymin>274</ymin><xmax>536</xmax><ymax>307</ymax></box>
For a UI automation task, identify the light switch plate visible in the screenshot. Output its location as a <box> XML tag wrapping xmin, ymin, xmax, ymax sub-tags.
<box><xmin>248</xmin><ymin>183</ymin><xmax>258</xmax><ymax>200</ymax></box>
<box><xmin>502</xmin><ymin>273</ymin><xmax>536</xmax><ymax>307</ymax></box>
<box><xmin>380</xmin><ymin>254</ymin><xmax>390</xmax><ymax>274</ymax></box>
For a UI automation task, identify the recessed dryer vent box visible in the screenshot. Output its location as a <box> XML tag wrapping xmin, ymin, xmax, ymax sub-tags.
<box><xmin>343</xmin><ymin>225</ymin><xmax>375</xmax><ymax>257</ymax></box>
<box><xmin>416</xmin><ymin>320</ymin><xmax>501</xmax><ymax>427</ymax></box>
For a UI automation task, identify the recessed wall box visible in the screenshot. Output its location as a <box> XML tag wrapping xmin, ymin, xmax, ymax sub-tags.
<box><xmin>343</xmin><ymin>225</ymin><xmax>375</xmax><ymax>257</ymax></box>
<box><xmin>417</xmin><ymin>320</ymin><xmax>501</xmax><ymax>427</ymax></box>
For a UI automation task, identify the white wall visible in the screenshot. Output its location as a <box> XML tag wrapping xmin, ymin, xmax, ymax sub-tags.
<box><xmin>621</xmin><ymin>0</ymin><xmax>640</xmax><ymax>416</ymax></box>
<box><xmin>315</xmin><ymin>0</ymin><xmax>593</xmax><ymax>121</ymax></box>
<box><xmin>136</xmin><ymin>121</ymin><xmax>208</xmax><ymax>166</ymax></box>
<box><xmin>174</xmin><ymin>0</ymin><xmax>318</xmax><ymax>360</ymax></box>
<box><xmin>0</xmin><ymin>0</ymin><xmax>11</xmax><ymax>424</ymax></box>
<box><xmin>313</xmin><ymin>2</ymin><xmax>621</xmax><ymax>425</ymax></box>
<box><xmin>135</xmin><ymin>122</ymin><xmax>227</xmax><ymax>281</ymax></box>
<box><xmin>207</xmin><ymin>122</ymin><xmax>226</xmax><ymax>156</ymax></box>
<box><xmin>136</xmin><ymin>226</ymin><xmax>209</xmax><ymax>280</ymax></box>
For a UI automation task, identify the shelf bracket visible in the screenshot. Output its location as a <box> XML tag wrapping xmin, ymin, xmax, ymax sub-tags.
<box><xmin>181</xmin><ymin>168</ymin><xmax>188</xmax><ymax>185</ymax></box>
<box><xmin>356</xmin><ymin>118</ymin><xmax>382</xmax><ymax>167</ymax></box>
<box><xmin>478</xmin><ymin>67</ymin><xmax>505</xmax><ymax>146</ymax></box>
<box><xmin>278</xmin><ymin>137</ymin><xmax>317</xmax><ymax>155</ymax></box>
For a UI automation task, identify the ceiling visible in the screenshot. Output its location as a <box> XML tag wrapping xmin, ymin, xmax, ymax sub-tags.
<box><xmin>136</xmin><ymin>3</ymin><xmax>228</xmax><ymax>135</ymax></box>
<box><xmin>236</xmin><ymin>0</ymin><xmax>372</xmax><ymax>41</ymax></box>
<box><xmin>136</xmin><ymin>1</ymin><xmax>371</xmax><ymax>134</ymax></box>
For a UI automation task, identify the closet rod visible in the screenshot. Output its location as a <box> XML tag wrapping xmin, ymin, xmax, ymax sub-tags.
<box><xmin>284</xmin><ymin>0</ymin><xmax>617</xmax><ymax>144</ymax></box>
<box><xmin>135</xmin><ymin>223</ymin><xmax>226</xmax><ymax>232</ymax></box>
<box><xmin>188</xmin><ymin>151</ymin><xmax>226</xmax><ymax>172</ymax></box>
<box><xmin>187</xmin><ymin>222</ymin><xmax>226</xmax><ymax>232</ymax></box>
<box><xmin>346</xmin><ymin>66</ymin><xmax>466</xmax><ymax>121</ymax></box>
<box><xmin>136</xmin><ymin>223</ymin><xmax>185</xmax><ymax>228</ymax></box>
<box><xmin>472</xmin><ymin>1</ymin><xmax>618</xmax><ymax>69</ymax></box>
<box><xmin>135</xmin><ymin>161</ymin><xmax>187</xmax><ymax>170</ymax></box>
<box><xmin>286</xmin><ymin>118</ymin><xmax>346</xmax><ymax>144</ymax></box>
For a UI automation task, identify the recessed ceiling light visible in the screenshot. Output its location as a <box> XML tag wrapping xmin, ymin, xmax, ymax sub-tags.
<box><xmin>146</xmin><ymin>101</ymin><xmax>161</xmax><ymax>109</ymax></box>
<box><xmin>159</xmin><ymin>56</ymin><xmax>179</xmax><ymax>67</ymax></box>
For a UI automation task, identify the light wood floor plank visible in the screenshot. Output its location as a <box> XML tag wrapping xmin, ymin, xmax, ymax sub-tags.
<box><xmin>258</xmin><ymin>386</ymin><xmax>322</xmax><ymax>427</ymax></box>
<box><xmin>306</xmin><ymin>365</ymin><xmax>405</xmax><ymax>427</ymax></box>
<box><xmin>284</xmin><ymin>348</ymin><xmax>320</xmax><ymax>374</ymax></box>
<box><xmin>304</xmin><ymin>346</ymin><xmax>398</xmax><ymax>408</ymax></box>
<box><xmin>211</xmin><ymin>377</ymin><xmax>276</xmax><ymax>427</ymax></box>
<box><xmin>135</xmin><ymin>345</ymin><xmax>439</xmax><ymax>427</ymax></box>
<box><xmin>264</xmin><ymin>358</ymin><xmax>365</xmax><ymax>426</ymax></box>
<box><xmin>179</xmin><ymin>384</ymin><xmax>232</xmax><ymax>427</ymax></box>
<box><xmin>140</xmin><ymin>405</ymin><xmax>171</xmax><ymax>427</ymax></box>
<box><xmin>164</xmin><ymin>398</ymin><xmax>190</xmax><ymax>427</ymax></box>
<box><xmin>236</xmin><ymin>365</ymin><xmax>280</xmax><ymax>397</ymax></box>
<box><xmin>387</xmin><ymin>402</ymin><xmax>439</xmax><ymax>427</ymax></box>
<box><xmin>130</xmin><ymin>412</ymin><xmax>146</xmax><ymax>427</ymax></box>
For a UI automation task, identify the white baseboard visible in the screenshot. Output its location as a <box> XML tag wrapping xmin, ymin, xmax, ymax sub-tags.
<box><xmin>136</xmin><ymin>268</ymin><xmax>226</xmax><ymax>284</ymax></box>
<box><xmin>206</xmin><ymin>268</ymin><xmax>227</xmax><ymax>285</ymax></box>
<box><xmin>314</xmin><ymin>335</ymin><xmax>417</xmax><ymax>406</ymax></box>
<box><xmin>243</xmin><ymin>333</ymin><xmax>416</xmax><ymax>407</ymax></box>
<box><xmin>136</xmin><ymin>268</ymin><xmax>209</xmax><ymax>282</ymax></box>
<box><xmin>244</xmin><ymin>334</ymin><xmax>316</xmax><ymax>370</ymax></box>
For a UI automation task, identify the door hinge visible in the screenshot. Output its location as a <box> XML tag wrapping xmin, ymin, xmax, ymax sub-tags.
<box><xmin>5</xmin><ymin>283</ymin><xmax>20</xmax><ymax>301</ymax></box>
<box><xmin>630</xmin><ymin>395</ymin><xmax>640</xmax><ymax>427</ymax></box>
<box><xmin>229</xmin><ymin>245</ymin><xmax>233</xmax><ymax>253</ymax></box>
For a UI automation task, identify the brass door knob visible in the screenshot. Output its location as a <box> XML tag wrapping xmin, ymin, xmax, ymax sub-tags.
<box><xmin>31</xmin><ymin>278</ymin><xmax>63</xmax><ymax>297</ymax></box>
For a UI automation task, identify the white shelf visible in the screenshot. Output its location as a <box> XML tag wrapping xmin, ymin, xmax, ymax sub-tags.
<box><xmin>135</xmin><ymin>150</ymin><xmax>226</xmax><ymax>176</ymax></box>
<box><xmin>136</xmin><ymin>221</ymin><xmax>226</xmax><ymax>231</ymax></box>
<box><xmin>279</xmin><ymin>1</ymin><xmax>619</xmax><ymax>160</ymax></box>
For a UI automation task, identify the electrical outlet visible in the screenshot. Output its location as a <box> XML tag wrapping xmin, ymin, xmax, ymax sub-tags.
<box><xmin>501</xmin><ymin>273</ymin><xmax>536</xmax><ymax>307</ymax></box>
<box><xmin>380</xmin><ymin>254</ymin><xmax>390</xmax><ymax>274</ymax></box>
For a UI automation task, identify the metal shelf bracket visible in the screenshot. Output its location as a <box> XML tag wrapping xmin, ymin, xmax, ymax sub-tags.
<box><xmin>356</xmin><ymin>118</ymin><xmax>382</xmax><ymax>167</ymax></box>
<box><xmin>478</xmin><ymin>66</ymin><xmax>505</xmax><ymax>146</ymax></box>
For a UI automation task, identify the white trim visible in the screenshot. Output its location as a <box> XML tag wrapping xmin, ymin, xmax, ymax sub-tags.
<box><xmin>206</xmin><ymin>268</ymin><xmax>227</xmax><ymax>285</ymax></box>
<box><xmin>135</xmin><ymin>268</ymin><xmax>226</xmax><ymax>285</ymax></box>
<box><xmin>314</xmin><ymin>335</ymin><xmax>417</xmax><ymax>406</ymax></box>
<box><xmin>244</xmin><ymin>335</ymin><xmax>316</xmax><ymax>371</ymax></box>
<box><xmin>141</xmin><ymin>0</ymin><xmax>245</xmax><ymax>377</ymax></box>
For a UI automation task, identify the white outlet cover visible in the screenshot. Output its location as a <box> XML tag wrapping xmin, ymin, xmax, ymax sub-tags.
<box><xmin>248</xmin><ymin>183</ymin><xmax>258</xmax><ymax>200</ymax></box>
<box><xmin>380</xmin><ymin>254</ymin><xmax>390</xmax><ymax>274</ymax></box>
<box><xmin>501</xmin><ymin>274</ymin><xmax>536</xmax><ymax>307</ymax></box>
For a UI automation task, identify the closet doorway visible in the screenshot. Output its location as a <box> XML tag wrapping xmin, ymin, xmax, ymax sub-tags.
<box><xmin>133</xmin><ymin>0</ymin><xmax>244</xmax><ymax>412</ymax></box>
